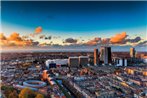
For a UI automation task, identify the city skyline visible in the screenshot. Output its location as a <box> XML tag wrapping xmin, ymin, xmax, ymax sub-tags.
<box><xmin>1</xmin><ymin>1</ymin><xmax>147</xmax><ymax>52</ymax></box>
<box><xmin>1</xmin><ymin>1</ymin><xmax>147</xmax><ymax>98</ymax></box>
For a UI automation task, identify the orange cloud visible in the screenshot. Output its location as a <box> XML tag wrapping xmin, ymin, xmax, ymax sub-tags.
<box><xmin>0</xmin><ymin>40</ymin><xmax>9</xmax><ymax>46</ymax></box>
<box><xmin>29</xmin><ymin>26</ymin><xmax>43</xmax><ymax>38</ymax></box>
<box><xmin>110</xmin><ymin>32</ymin><xmax>127</xmax><ymax>44</ymax></box>
<box><xmin>39</xmin><ymin>42</ymin><xmax>51</xmax><ymax>47</ymax></box>
<box><xmin>8</xmin><ymin>32</ymin><xmax>23</xmax><ymax>41</ymax></box>
<box><xmin>101</xmin><ymin>38</ymin><xmax>110</xmax><ymax>44</ymax></box>
<box><xmin>22</xmin><ymin>35</ymin><xmax>29</xmax><ymax>39</ymax></box>
<box><xmin>35</xmin><ymin>26</ymin><xmax>42</xmax><ymax>34</ymax></box>
<box><xmin>86</xmin><ymin>37</ymin><xmax>101</xmax><ymax>45</ymax></box>
<box><xmin>0</xmin><ymin>33</ymin><xmax>39</xmax><ymax>47</ymax></box>
<box><xmin>0</xmin><ymin>33</ymin><xmax>9</xmax><ymax>46</ymax></box>
<box><xmin>0</xmin><ymin>33</ymin><xmax>7</xmax><ymax>40</ymax></box>
<box><xmin>30</xmin><ymin>34</ymin><xmax>35</xmax><ymax>37</ymax></box>
<box><xmin>6</xmin><ymin>32</ymin><xmax>26</xmax><ymax>46</ymax></box>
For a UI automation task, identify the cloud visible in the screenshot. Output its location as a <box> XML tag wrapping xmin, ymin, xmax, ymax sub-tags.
<box><xmin>35</xmin><ymin>26</ymin><xmax>42</xmax><ymax>34</ymax></box>
<box><xmin>110</xmin><ymin>32</ymin><xmax>127</xmax><ymax>44</ymax></box>
<box><xmin>45</xmin><ymin>36</ymin><xmax>52</xmax><ymax>40</ymax></box>
<box><xmin>78</xmin><ymin>32</ymin><xmax>142</xmax><ymax>47</ymax></box>
<box><xmin>39</xmin><ymin>35</ymin><xmax>45</xmax><ymax>39</ymax></box>
<box><xmin>39</xmin><ymin>42</ymin><xmax>51</xmax><ymax>47</ymax></box>
<box><xmin>64</xmin><ymin>38</ymin><xmax>77</xmax><ymax>43</ymax></box>
<box><xmin>117</xmin><ymin>36</ymin><xmax>142</xmax><ymax>45</ymax></box>
<box><xmin>0</xmin><ymin>40</ymin><xmax>9</xmax><ymax>47</ymax></box>
<box><xmin>86</xmin><ymin>37</ymin><xmax>101</xmax><ymax>45</ymax></box>
<box><xmin>50</xmin><ymin>41</ymin><xmax>53</xmax><ymax>44</ymax></box>
<box><xmin>1</xmin><ymin>31</ymin><xmax>144</xmax><ymax>48</ymax></box>
<box><xmin>53</xmin><ymin>36</ymin><xmax>61</xmax><ymax>39</ymax></box>
<box><xmin>85</xmin><ymin>37</ymin><xmax>110</xmax><ymax>45</ymax></box>
<box><xmin>0</xmin><ymin>33</ymin><xmax>12</xmax><ymax>46</ymax></box>
<box><xmin>51</xmin><ymin>44</ymin><xmax>62</xmax><ymax>47</ymax></box>
<box><xmin>5</xmin><ymin>32</ymin><xmax>25</xmax><ymax>46</ymax></box>
<box><xmin>101</xmin><ymin>38</ymin><xmax>110</xmax><ymax>44</ymax></box>
<box><xmin>0</xmin><ymin>33</ymin><xmax>39</xmax><ymax>47</ymax></box>
<box><xmin>29</xmin><ymin>27</ymin><xmax>43</xmax><ymax>38</ymax></box>
<box><xmin>8</xmin><ymin>32</ymin><xmax>23</xmax><ymax>41</ymax></box>
<box><xmin>39</xmin><ymin>42</ymin><xmax>62</xmax><ymax>47</ymax></box>
<box><xmin>136</xmin><ymin>40</ymin><xmax>147</xmax><ymax>46</ymax></box>
<box><xmin>39</xmin><ymin>35</ymin><xmax>52</xmax><ymax>40</ymax></box>
<box><xmin>125</xmin><ymin>36</ymin><xmax>141</xmax><ymax>43</ymax></box>
<box><xmin>48</xmin><ymin>36</ymin><xmax>52</xmax><ymax>40</ymax></box>
<box><xmin>22</xmin><ymin>35</ymin><xmax>29</xmax><ymax>39</ymax></box>
<box><xmin>30</xmin><ymin>34</ymin><xmax>35</xmax><ymax>37</ymax></box>
<box><xmin>0</xmin><ymin>33</ymin><xmax>7</xmax><ymax>40</ymax></box>
<box><xmin>25</xmin><ymin>39</ymin><xmax>39</xmax><ymax>46</ymax></box>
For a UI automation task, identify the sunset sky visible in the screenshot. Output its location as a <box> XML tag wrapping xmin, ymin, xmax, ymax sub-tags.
<box><xmin>1</xmin><ymin>1</ymin><xmax>147</xmax><ymax>52</ymax></box>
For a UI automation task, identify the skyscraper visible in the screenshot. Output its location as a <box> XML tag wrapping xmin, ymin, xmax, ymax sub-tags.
<box><xmin>130</xmin><ymin>47</ymin><xmax>136</xmax><ymax>58</ymax></box>
<box><xmin>94</xmin><ymin>48</ymin><xmax>99</xmax><ymax>65</ymax></box>
<box><xmin>100</xmin><ymin>46</ymin><xmax>112</xmax><ymax>65</ymax></box>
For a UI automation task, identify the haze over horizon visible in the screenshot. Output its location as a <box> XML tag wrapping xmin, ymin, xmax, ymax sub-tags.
<box><xmin>1</xmin><ymin>1</ymin><xmax>147</xmax><ymax>52</ymax></box>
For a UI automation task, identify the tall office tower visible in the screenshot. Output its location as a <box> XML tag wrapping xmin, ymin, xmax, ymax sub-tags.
<box><xmin>100</xmin><ymin>47</ymin><xmax>104</xmax><ymax>62</ymax></box>
<box><xmin>94</xmin><ymin>48</ymin><xmax>99</xmax><ymax>65</ymax></box>
<box><xmin>100</xmin><ymin>46</ymin><xmax>112</xmax><ymax>65</ymax></box>
<box><xmin>130</xmin><ymin>47</ymin><xmax>136</xmax><ymax>58</ymax></box>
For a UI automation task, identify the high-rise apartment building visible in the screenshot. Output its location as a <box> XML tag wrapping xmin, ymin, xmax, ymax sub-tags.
<box><xmin>94</xmin><ymin>48</ymin><xmax>99</xmax><ymax>65</ymax></box>
<box><xmin>100</xmin><ymin>46</ymin><xmax>112</xmax><ymax>64</ymax></box>
<box><xmin>130</xmin><ymin>47</ymin><xmax>136</xmax><ymax>58</ymax></box>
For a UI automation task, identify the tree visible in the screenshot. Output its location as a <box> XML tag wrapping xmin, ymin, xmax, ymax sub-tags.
<box><xmin>35</xmin><ymin>94</ymin><xmax>44</xmax><ymax>98</ymax></box>
<box><xmin>2</xmin><ymin>86</ymin><xmax>18</xmax><ymax>98</ymax></box>
<box><xmin>19</xmin><ymin>88</ymin><xmax>36</xmax><ymax>98</ymax></box>
<box><xmin>8</xmin><ymin>90</ymin><xmax>18</xmax><ymax>98</ymax></box>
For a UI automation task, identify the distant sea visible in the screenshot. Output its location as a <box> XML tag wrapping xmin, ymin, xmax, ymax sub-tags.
<box><xmin>1</xmin><ymin>47</ymin><xmax>147</xmax><ymax>53</ymax></box>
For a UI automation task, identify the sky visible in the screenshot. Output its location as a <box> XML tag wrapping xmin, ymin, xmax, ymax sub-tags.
<box><xmin>0</xmin><ymin>1</ymin><xmax>147</xmax><ymax>52</ymax></box>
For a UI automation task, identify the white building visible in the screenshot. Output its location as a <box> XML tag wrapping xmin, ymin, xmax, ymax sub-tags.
<box><xmin>114</xmin><ymin>58</ymin><xmax>127</xmax><ymax>66</ymax></box>
<box><xmin>45</xmin><ymin>59</ymin><xmax>68</xmax><ymax>68</ymax></box>
<box><xmin>142</xmin><ymin>56</ymin><xmax>147</xmax><ymax>64</ymax></box>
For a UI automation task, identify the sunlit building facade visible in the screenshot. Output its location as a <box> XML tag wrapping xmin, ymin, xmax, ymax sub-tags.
<box><xmin>100</xmin><ymin>46</ymin><xmax>112</xmax><ymax>64</ymax></box>
<box><xmin>130</xmin><ymin>47</ymin><xmax>136</xmax><ymax>58</ymax></box>
<box><xmin>94</xmin><ymin>48</ymin><xmax>99</xmax><ymax>65</ymax></box>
